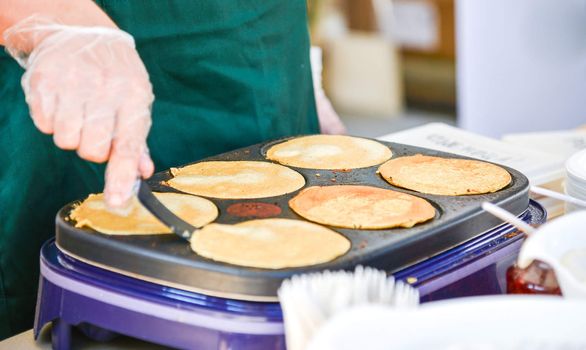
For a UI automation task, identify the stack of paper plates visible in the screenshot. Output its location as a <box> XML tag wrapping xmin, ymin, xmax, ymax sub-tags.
<box><xmin>565</xmin><ymin>149</ymin><xmax>586</xmax><ymax>213</ymax></box>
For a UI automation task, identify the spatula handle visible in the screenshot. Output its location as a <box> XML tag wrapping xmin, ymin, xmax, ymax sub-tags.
<box><xmin>136</xmin><ymin>180</ymin><xmax>195</xmax><ymax>241</ymax></box>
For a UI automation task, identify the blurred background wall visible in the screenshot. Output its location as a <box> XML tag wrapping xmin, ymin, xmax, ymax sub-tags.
<box><xmin>308</xmin><ymin>0</ymin><xmax>586</xmax><ymax>138</ymax></box>
<box><xmin>457</xmin><ymin>0</ymin><xmax>586</xmax><ymax>137</ymax></box>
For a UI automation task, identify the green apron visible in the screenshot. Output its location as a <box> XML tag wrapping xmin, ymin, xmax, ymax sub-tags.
<box><xmin>0</xmin><ymin>0</ymin><xmax>318</xmax><ymax>339</ymax></box>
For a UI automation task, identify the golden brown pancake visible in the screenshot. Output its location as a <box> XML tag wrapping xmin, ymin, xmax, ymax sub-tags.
<box><xmin>191</xmin><ymin>218</ymin><xmax>350</xmax><ymax>269</ymax></box>
<box><xmin>289</xmin><ymin>185</ymin><xmax>435</xmax><ymax>229</ymax></box>
<box><xmin>166</xmin><ymin>161</ymin><xmax>305</xmax><ymax>199</ymax></box>
<box><xmin>378</xmin><ymin>154</ymin><xmax>512</xmax><ymax>196</ymax></box>
<box><xmin>266</xmin><ymin>135</ymin><xmax>392</xmax><ymax>169</ymax></box>
<box><xmin>70</xmin><ymin>192</ymin><xmax>218</xmax><ymax>235</ymax></box>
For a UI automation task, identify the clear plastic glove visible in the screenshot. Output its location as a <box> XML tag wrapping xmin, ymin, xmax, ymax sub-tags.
<box><xmin>315</xmin><ymin>93</ymin><xmax>347</xmax><ymax>135</ymax></box>
<box><xmin>3</xmin><ymin>15</ymin><xmax>154</xmax><ymax>208</ymax></box>
<box><xmin>310</xmin><ymin>46</ymin><xmax>346</xmax><ymax>135</ymax></box>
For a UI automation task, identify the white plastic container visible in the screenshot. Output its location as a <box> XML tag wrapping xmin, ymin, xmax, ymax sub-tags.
<box><xmin>517</xmin><ymin>211</ymin><xmax>586</xmax><ymax>299</ymax></box>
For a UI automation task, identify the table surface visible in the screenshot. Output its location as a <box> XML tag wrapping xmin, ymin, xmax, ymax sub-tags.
<box><xmin>0</xmin><ymin>324</ymin><xmax>170</xmax><ymax>350</ymax></box>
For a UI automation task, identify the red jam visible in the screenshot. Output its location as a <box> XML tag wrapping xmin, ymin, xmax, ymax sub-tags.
<box><xmin>226</xmin><ymin>202</ymin><xmax>282</xmax><ymax>218</ymax></box>
<box><xmin>506</xmin><ymin>260</ymin><xmax>562</xmax><ymax>295</ymax></box>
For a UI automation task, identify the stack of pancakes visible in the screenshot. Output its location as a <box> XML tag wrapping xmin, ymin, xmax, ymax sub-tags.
<box><xmin>71</xmin><ymin>135</ymin><xmax>511</xmax><ymax>269</ymax></box>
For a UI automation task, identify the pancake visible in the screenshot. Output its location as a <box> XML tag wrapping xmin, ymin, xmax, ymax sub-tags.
<box><xmin>70</xmin><ymin>192</ymin><xmax>218</xmax><ymax>235</ymax></box>
<box><xmin>289</xmin><ymin>185</ymin><xmax>435</xmax><ymax>229</ymax></box>
<box><xmin>265</xmin><ymin>135</ymin><xmax>392</xmax><ymax>169</ymax></box>
<box><xmin>191</xmin><ymin>218</ymin><xmax>350</xmax><ymax>269</ymax></box>
<box><xmin>166</xmin><ymin>161</ymin><xmax>305</xmax><ymax>199</ymax></box>
<box><xmin>378</xmin><ymin>154</ymin><xmax>512</xmax><ymax>196</ymax></box>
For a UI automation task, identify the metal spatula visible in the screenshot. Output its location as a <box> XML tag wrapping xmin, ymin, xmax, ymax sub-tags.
<box><xmin>136</xmin><ymin>180</ymin><xmax>196</xmax><ymax>241</ymax></box>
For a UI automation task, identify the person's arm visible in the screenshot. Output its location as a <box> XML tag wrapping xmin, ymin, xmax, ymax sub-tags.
<box><xmin>1</xmin><ymin>1</ymin><xmax>154</xmax><ymax>209</ymax></box>
<box><xmin>0</xmin><ymin>0</ymin><xmax>117</xmax><ymax>45</ymax></box>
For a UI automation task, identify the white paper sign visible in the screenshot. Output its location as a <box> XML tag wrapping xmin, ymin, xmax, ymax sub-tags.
<box><xmin>378</xmin><ymin>123</ymin><xmax>564</xmax><ymax>185</ymax></box>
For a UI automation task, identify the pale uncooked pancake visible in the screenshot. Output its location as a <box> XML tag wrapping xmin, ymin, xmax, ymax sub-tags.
<box><xmin>265</xmin><ymin>135</ymin><xmax>392</xmax><ymax>169</ymax></box>
<box><xmin>191</xmin><ymin>218</ymin><xmax>350</xmax><ymax>269</ymax></box>
<box><xmin>70</xmin><ymin>192</ymin><xmax>218</xmax><ymax>235</ymax></box>
<box><xmin>166</xmin><ymin>161</ymin><xmax>305</xmax><ymax>199</ymax></box>
<box><xmin>289</xmin><ymin>185</ymin><xmax>435</xmax><ymax>229</ymax></box>
<box><xmin>378</xmin><ymin>154</ymin><xmax>512</xmax><ymax>196</ymax></box>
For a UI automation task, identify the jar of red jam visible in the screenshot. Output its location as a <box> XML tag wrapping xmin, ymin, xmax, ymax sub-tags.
<box><xmin>506</xmin><ymin>259</ymin><xmax>562</xmax><ymax>295</ymax></box>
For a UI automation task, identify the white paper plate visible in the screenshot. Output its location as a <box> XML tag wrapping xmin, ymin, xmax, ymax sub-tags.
<box><xmin>566</xmin><ymin>150</ymin><xmax>586</xmax><ymax>181</ymax></box>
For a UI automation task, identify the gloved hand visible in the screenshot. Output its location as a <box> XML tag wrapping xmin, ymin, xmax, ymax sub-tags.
<box><xmin>3</xmin><ymin>15</ymin><xmax>154</xmax><ymax>208</ymax></box>
<box><xmin>310</xmin><ymin>46</ymin><xmax>346</xmax><ymax>135</ymax></box>
<box><xmin>315</xmin><ymin>93</ymin><xmax>347</xmax><ymax>135</ymax></box>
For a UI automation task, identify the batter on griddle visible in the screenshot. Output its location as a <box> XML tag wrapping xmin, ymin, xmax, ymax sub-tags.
<box><xmin>70</xmin><ymin>192</ymin><xmax>218</xmax><ymax>235</ymax></box>
<box><xmin>166</xmin><ymin>161</ymin><xmax>305</xmax><ymax>199</ymax></box>
<box><xmin>378</xmin><ymin>154</ymin><xmax>512</xmax><ymax>196</ymax></box>
<box><xmin>266</xmin><ymin>135</ymin><xmax>392</xmax><ymax>169</ymax></box>
<box><xmin>191</xmin><ymin>218</ymin><xmax>350</xmax><ymax>269</ymax></box>
<box><xmin>289</xmin><ymin>185</ymin><xmax>435</xmax><ymax>229</ymax></box>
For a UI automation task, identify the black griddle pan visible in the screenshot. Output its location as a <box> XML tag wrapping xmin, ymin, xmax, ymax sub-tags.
<box><xmin>56</xmin><ymin>137</ymin><xmax>529</xmax><ymax>301</ymax></box>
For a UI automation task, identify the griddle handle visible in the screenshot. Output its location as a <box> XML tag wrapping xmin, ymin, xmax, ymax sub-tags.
<box><xmin>136</xmin><ymin>180</ymin><xmax>195</xmax><ymax>241</ymax></box>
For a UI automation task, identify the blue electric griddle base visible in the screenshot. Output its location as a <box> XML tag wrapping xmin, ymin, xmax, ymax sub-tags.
<box><xmin>36</xmin><ymin>200</ymin><xmax>546</xmax><ymax>350</ymax></box>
